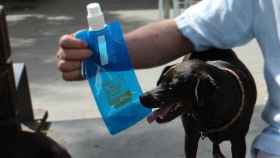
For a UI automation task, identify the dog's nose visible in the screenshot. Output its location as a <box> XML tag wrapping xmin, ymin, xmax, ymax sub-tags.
<box><xmin>139</xmin><ymin>94</ymin><xmax>156</xmax><ymax>108</ymax></box>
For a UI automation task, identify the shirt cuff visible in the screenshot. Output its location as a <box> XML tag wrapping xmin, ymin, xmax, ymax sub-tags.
<box><xmin>253</xmin><ymin>126</ymin><xmax>280</xmax><ymax>156</ymax></box>
<box><xmin>175</xmin><ymin>11</ymin><xmax>211</xmax><ymax>52</ymax></box>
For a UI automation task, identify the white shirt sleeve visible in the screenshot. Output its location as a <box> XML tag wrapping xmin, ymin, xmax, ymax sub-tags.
<box><xmin>175</xmin><ymin>0</ymin><xmax>255</xmax><ymax>51</ymax></box>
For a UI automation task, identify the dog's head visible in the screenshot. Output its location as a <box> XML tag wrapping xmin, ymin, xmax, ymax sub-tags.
<box><xmin>140</xmin><ymin>60</ymin><xmax>218</xmax><ymax>124</ymax></box>
<box><xmin>5</xmin><ymin>131</ymin><xmax>72</xmax><ymax>158</ymax></box>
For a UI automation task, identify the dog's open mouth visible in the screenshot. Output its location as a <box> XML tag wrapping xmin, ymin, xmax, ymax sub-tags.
<box><xmin>147</xmin><ymin>104</ymin><xmax>184</xmax><ymax>124</ymax></box>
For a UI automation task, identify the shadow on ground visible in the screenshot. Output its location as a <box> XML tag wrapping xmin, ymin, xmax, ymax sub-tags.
<box><xmin>50</xmin><ymin>105</ymin><xmax>266</xmax><ymax>158</ymax></box>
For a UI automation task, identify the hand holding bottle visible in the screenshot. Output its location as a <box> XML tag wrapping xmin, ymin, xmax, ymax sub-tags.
<box><xmin>57</xmin><ymin>34</ymin><xmax>92</xmax><ymax>81</ymax></box>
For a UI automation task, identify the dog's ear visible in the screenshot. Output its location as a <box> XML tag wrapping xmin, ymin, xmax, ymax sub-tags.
<box><xmin>195</xmin><ymin>72</ymin><xmax>218</xmax><ymax>107</ymax></box>
<box><xmin>157</xmin><ymin>65</ymin><xmax>175</xmax><ymax>85</ymax></box>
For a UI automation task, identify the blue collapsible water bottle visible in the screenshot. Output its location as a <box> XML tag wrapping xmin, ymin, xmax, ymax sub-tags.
<box><xmin>75</xmin><ymin>3</ymin><xmax>151</xmax><ymax>135</ymax></box>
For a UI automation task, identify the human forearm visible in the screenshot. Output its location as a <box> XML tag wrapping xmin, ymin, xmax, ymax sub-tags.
<box><xmin>125</xmin><ymin>19</ymin><xmax>194</xmax><ymax>69</ymax></box>
<box><xmin>57</xmin><ymin>19</ymin><xmax>193</xmax><ymax>80</ymax></box>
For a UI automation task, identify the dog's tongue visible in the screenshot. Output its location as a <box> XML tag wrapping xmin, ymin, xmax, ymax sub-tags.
<box><xmin>147</xmin><ymin>106</ymin><xmax>173</xmax><ymax>124</ymax></box>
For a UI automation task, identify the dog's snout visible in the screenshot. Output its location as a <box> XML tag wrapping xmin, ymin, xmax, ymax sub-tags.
<box><xmin>140</xmin><ymin>93</ymin><xmax>157</xmax><ymax>108</ymax></box>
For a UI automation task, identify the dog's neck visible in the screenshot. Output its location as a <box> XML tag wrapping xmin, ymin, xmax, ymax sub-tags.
<box><xmin>190</xmin><ymin>64</ymin><xmax>244</xmax><ymax>133</ymax></box>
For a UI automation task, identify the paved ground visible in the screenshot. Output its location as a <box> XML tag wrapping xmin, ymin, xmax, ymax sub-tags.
<box><xmin>3</xmin><ymin>0</ymin><xmax>268</xmax><ymax>157</ymax></box>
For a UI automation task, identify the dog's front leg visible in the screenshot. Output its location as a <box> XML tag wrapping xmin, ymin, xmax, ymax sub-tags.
<box><xmin>184</xmin><ymin>129</ymin><xmax>200</xmax><ymax>158</ymax></box>
<box><xmin>182</xmin><ymin>116</ymin><xmax>200</xmax><ymax>158</ymax></box>
<box><xmin>230</xmin><ymin>136</ymin><xmax>246</xmax><ymax>158</ymax></box>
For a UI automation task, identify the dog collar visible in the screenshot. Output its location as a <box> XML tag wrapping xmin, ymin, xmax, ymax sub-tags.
<box><xmin>194</xmin><ymin>78</ymin><xmax>201</xmax><ymax>105</ymax></box>
<box><xmin>200</xmin><ymin>66</ymin><xmax>245</xmax><ymax>136</ymax></box>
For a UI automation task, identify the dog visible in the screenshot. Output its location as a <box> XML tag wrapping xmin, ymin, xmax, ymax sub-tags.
<box><xmin>0</xmin><ymin>122</ymin><xmax>71</xmax><ymax>158</ymax></box>
<box><xmin>140</xmin><ymin>48</ymin><xmax>257</xmax><ymax>158</ymax></box>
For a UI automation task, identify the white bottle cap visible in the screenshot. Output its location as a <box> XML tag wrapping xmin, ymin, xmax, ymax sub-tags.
<box><xmin>87</xmin><ymin>3</ymin><xmax>105</xmax><ymax>31</ymax></box>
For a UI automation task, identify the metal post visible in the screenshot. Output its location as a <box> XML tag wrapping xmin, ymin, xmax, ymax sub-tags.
<box><xmin>0</xmin><ymin>5</ymin><xmax>11</xmax><ymax>64</ymax></box>
<box><xmin>159</xmin><ymin>0</ymin><xmax>201</xmax><ymax>19</ymax></box>
<box><xmin>0</xmin><ymin>5</ymin><xmax>50</xmax><ymax>132</ymax></box>
<box><xmin>0</xmin><ymin>6</ymin><xmax>20</xmax><ymax>135</ymax></box>
<box><xmin>159</xmin><ymin>0</ymin><xmax>172</xmax><ymax>19</ymax></box>
<box><xmin>14</xmin><ymin>63</ymin><xmax>35</xmax><ymax>123</ymax></box>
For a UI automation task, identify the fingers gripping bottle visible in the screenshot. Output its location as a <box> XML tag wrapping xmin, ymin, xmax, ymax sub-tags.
<box><xmin>75</xmin><ymin>3</ymin><xmax>151</xmax><ymax>135</ymax></box>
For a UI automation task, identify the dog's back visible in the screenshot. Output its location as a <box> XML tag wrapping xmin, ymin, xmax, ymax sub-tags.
<box><xmin>185</xmin><ymin>48</ymin><xmax>238</xmax><ymax>63</ymax></box>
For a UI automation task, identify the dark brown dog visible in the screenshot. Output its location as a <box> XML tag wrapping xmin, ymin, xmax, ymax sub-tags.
<box><xmin>140</xmin><ymin>49</ymin><xmax>257</xmax><ymax>158</ymax></box>
<box><xmin>1</xmin><ymin>123</ymin><xmax>71</xmax><ymax>158</ymax></box>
